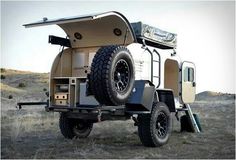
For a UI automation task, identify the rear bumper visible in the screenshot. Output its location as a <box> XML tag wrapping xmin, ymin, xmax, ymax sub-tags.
<box><xmin>45</xmin><ymin>105</ymin><xmax>98</xmax><ymax>112</ymax></box>
<box><xmin>46</xmin><ymin>105</ymin><xmax>129</xmax><ymax>121</ymax></box>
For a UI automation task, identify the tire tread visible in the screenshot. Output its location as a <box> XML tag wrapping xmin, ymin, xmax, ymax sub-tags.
<box><xmin>138</xmin><ymin>102</ymin><xmax>171</xmax><ymax>147</ymax></box>
<box><xmin>59</xmin><ymin>113</ymin><xmax>74</xmax><ymax>139</ymax></box>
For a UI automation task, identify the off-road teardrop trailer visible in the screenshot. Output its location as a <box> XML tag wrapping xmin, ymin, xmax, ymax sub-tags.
<box><xmin>18</xmin><ymin>11</ymin><xmax>201</xmax><ymax>147</ymax></box>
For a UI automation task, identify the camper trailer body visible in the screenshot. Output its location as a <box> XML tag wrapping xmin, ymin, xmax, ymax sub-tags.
<box><xmin>21</xmin><ymin>11</ymin><xmax>199</xmax><ymax>147</ymax></box>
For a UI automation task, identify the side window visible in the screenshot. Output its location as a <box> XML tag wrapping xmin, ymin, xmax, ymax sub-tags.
<box><xmin>184</xmin><ymin>67</ymin><xmax>194</xmax><ymax>82</ymax></box>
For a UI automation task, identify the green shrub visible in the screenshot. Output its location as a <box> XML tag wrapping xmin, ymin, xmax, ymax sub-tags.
<box><xmin>8</xmin><ymin>95</ymin><xmax>13</xmax><ymax>99</ymax></box>
<box><xmin>0</xmin><ymin>68</ymin><xmax>6</xmax><ymax>73</ymax></box>
<box><xmin>18</xmin><ymin>82</ymin><xmax>26</xmax><ymax>88</ymax></box>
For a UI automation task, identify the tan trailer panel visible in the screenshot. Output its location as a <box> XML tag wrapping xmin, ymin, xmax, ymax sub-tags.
<box><xmin>23</xmin><ymin>11</ymin><xmax>136</xmax><ymax>48</ymax></box>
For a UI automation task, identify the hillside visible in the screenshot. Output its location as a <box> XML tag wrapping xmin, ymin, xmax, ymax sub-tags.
<box><xmin>1</xmin><ymin>68</ymin><xmax>49</xmax><ymax>103</ymax></box>
<box><xmin>195</xmin><ymin>91</ymin><xmax>235</xmax><ymax>101</ymax></box>
<box><xmin>1</xmin><ymin>68</ymin><xmax>235</xmax><ymax>102</ymax></box>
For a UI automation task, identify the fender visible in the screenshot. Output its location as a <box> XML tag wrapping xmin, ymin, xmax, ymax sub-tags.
<box><xmin>156</xmin><ymin>89</ymin><xmax>176</xmax><ymax>112</ymax></box>
<box><xmin>126</xmin><ymin>80</ymin><xmax>176</xmax><ymax>113</ymax></box>
<box><xmin>126</xmin><ymin>80</ymin><xmax>155</xmax><ymax>112</ymax></box>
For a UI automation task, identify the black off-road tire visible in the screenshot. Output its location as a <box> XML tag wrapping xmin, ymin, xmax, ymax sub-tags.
<box><xmin>180</xmin><ymin>113</ymin><xmax>202</xmax><ymax>132</ymax></box>
<box><xmin>90</xmin><ymin>45</ymin><xmax>135</xmax><ymax>106</ymax></box>
<box><xmin>59</xmin><ymin>113</ymin><xmax>93</xmax><ymax>139</ymax></box>
<box><xmin>138</xmin><ymin>102</ymin><xmax>172</xmax><ymax>147</ymax></box>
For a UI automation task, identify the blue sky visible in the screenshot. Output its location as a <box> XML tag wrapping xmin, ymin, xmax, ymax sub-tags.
<box><xmin>1</xmin><ymin>1</ymin><xmax>235</xmax><ymax>93</ymax></box>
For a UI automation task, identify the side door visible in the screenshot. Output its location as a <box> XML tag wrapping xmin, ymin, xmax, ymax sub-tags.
<box><xmin>181</xmin><ymin>61</ymin><xmax>196</xmax><ymax>103</ymax></box>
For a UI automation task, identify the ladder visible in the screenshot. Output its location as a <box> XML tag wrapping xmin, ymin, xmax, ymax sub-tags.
<box><xmin>152</xmin><ymin>49</ymin><xmax>161</xmax><ymax>88</ymax></box>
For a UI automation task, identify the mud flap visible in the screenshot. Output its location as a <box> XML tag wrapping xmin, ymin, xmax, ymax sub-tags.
<box><xmin>185</xmin><ymin>104</ymin><xmax>201</xmax><ymax>133</ymax></box>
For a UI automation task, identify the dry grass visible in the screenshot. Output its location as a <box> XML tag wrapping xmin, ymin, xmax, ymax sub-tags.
<box><xmin>1</xmin><ymin>102</ymin><xmax>235</xmax><ymax>159</ymax></box>
<box><xmin>0</xmin><ymin>83</ymin><xmax>25</xmax><ymax>93</ymax></box>
<box><xmin>1</xmin><ymin>69</ymin><xmax>235</xmax><ymax>159</ymax></box>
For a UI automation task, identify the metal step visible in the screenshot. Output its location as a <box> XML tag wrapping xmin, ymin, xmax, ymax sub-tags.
<box><xmin>176</xmin><ymin>108</ymin><xmax>188</xmax><ymax>111</ymax></box>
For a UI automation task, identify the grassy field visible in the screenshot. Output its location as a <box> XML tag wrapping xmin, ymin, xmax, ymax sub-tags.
<box><xmin>1</xmin><ymin>69</ymin><xmax>235</xmax><ymax>159</ymax></box>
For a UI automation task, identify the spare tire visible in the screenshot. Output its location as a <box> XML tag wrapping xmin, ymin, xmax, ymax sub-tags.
<box><xmin>90</xmin><ymin>45</ymin><xmax>135</xmax><ymax>105</ymax></box>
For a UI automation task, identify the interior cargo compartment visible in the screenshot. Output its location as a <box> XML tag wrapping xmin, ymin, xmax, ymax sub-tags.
<box><xmin>52</xmin><ymin>77</ymin><xmax>80</xmax><ymax>107</ymax></box>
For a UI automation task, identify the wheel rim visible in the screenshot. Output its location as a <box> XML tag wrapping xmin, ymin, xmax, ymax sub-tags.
<box><xmin>156</xmin><ymin>111</ymin><xmax>168</xmax><ymax>138</ymax></box>
<box><xmin>73</xmin><ymin>122</ymin><xmax>89</xmax><ymax>134</ymax></box>
<box><xmin>113</xmin><ymin>59</ymin><xmax>130</xmax><ymax>93</ymax></box>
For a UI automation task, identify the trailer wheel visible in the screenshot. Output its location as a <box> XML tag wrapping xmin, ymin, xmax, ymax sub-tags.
<box><xmin>180</xmin><ymin>114</ymin><xmax>202</xmax><ymax>132</ymax></box>
<box><xmin>138</xmin><ymin>102</ymin><xmax>172</xmax><ymax>147</ymax></box>
<box><xmin>90</xmin><ymin>45</ymin><xmax>135</xmax><ymax>105</ymax></box>
<box><xmin>59</xmin><ymin>113</ymin><xmax>93</xmax><ymax>139</ymax></box>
